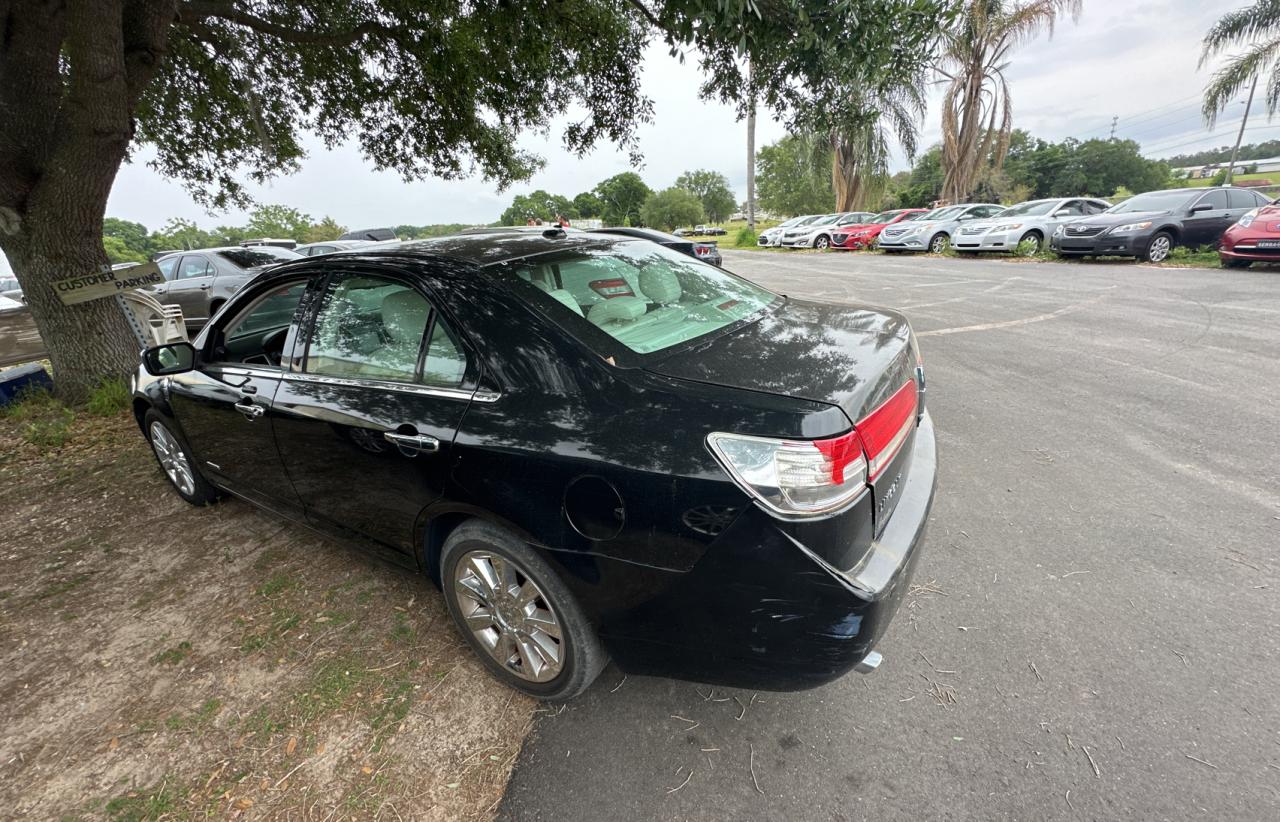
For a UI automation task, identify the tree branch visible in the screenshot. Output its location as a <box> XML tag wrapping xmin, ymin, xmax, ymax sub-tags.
<box><xmin>175</xmin><ymin>1</ymin><xmax>409</xmax><ymax>46</ymax></box>
<box><xmin>625</xmin><ymin>0</ymin><xmax>664</xmax><ymax>29</ymax></box>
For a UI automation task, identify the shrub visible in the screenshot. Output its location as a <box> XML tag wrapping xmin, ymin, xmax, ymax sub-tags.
<box><xmin>734</xmin><ymin>226</ymin><xmax>758</xmax><ymax>247</ymax></box>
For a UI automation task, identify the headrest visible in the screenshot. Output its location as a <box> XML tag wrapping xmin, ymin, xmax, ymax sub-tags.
<box><xmin>381</xmin><ymin>290</ymin><xmax>429</xmax><ymax>342</ymax></box>
<box><xmin>588</xmin><ymin>296</ymin><xmax>646</xmax><ymax>327</ymax></box>
<box><xmin>639</xmin><ymin>269</ymin><xmax>681</xmax><ymax>304</ymax></box>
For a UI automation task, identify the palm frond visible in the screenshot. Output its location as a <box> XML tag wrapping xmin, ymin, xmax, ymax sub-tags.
<box><xmin>1202</xmin><ymin>39</ymin><xmax>1280</xmax><ymax>124</ymax></box>
<box><xmin>1201</xmin><ymin>0</ymin><xmax>1280</xmax><ymax>63</ymax></box>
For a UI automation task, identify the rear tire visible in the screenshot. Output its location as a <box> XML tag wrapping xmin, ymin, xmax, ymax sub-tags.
<box><xmin>441</xmin><ymin>520</ymin><xmax>607</xmax><ymax>700</ymax></box>
<box><xmin>144</xmin><ymin>409</ymin><xmax>219</xmax><ymax>505</ymax></box>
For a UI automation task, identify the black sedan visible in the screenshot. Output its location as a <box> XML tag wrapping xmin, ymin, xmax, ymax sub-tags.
<box><xmin>590</xmin><ymin>225</ymin><xmax>722</xmax><ymax>266</ymax></box>
<box><xmin>1050</xmin><ymin>186</ymin><xmax>1270</xmax><ymax>262</ymax></box>
<box><xmin>132</xmin><ymin>229</ymin><xmax>936</xmax><ymax>699</ymax></box>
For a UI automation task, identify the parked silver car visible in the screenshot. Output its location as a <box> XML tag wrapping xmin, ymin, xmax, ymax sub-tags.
<box><xmin>294</xmin><ymin>240</ymin><xmax>375</xmax><ymax>257</ymax></box>
<box><xmin>149</xmin><ymin>246</ymin><xmax>302</xmax><ymax>329</ymax></box>
<box><xmin>757</xmin><ymin>215</ymin><xmax>820</xmax><ymax>247</ymax></box>
<box><xmin>878</xmin><ymin>203</ymin><xmax>1006</xmax><ymax>253</ymax></box>
<box><xmin>953</xmin><ymin>197</ymin><xmax>1111</xmax><ymax>255</ymax></box>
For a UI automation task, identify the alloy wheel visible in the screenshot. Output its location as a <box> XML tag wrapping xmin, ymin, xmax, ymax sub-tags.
<box><xmin>453</xmin><ymin>550</ymin><xmax>563</xmax><ymax>683</ymax></box>
<box><xmin>149</xmin><ymin>421</ymin><xmax>196</xmax><ymax>497</ymax></box>
<box><xmin>1147</xmin><ymin>235</ymin><xmax>1171</xmax><ymax>263</ymax></box>
<box><xmin>930</xmin><ymin>235</ymin><xmax>949</xmax><ymax>254</ymax></box>
<box><xmin>815</xmin><ymin>236</ymin><xmax>829</xmax><ymax>249</ymax></box>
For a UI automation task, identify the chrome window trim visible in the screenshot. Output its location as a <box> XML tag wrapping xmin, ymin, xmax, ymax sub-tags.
<box><xmin>281</xmin><ymin>371</ymin><xmax>500</xmax><ymax>403</ymax></box>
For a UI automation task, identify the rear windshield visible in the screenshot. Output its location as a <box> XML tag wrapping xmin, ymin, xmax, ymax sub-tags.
<box><xmin>217</xmin><ymin>247</ymin><xmax>302</xmax><ymax>268</ymax></box>
<box><xmin>498</xmin><ymin>242</ymin><xmax>779</xmax><ymax>355</ymax></box>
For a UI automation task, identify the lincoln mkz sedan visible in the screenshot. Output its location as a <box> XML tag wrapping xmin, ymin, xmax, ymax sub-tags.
<box><xmin>133</xmin><ymin>229</ymin><xmax>937</xmax><ymax>699</ymax></box>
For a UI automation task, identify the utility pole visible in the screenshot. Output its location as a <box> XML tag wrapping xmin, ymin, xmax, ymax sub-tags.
<box><xmin>746</xmin><ymin>62</ymin><xmax>756</xmax><ymax>231</ymax></box>
<box><xmin>1226</xmin><ymin>74</ymin><xmax>1259</xmax><ymax>185</ymax></box>
<box><xmin>1109</xmin><ymin>116</ymin><xmax>1117</xmax><ymax>141</ymax></box>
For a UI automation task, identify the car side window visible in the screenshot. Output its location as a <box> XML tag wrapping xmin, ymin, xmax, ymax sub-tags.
<box><xmin>304</xmin><ymin>273</ymin><xmax>466</xmax><ymax>386</ymax></box>
<box><xmin>974</xmin><ymin>206</ymin><xmax>1002</xmax><ymax>218</ymax></box>
<box><xmin>1085</xmin><ymin>201</ymin><xmax>1109</xmax><ymax>215</ymax></box>
<box><xmin>1197</xmin><ymin>190</ymin><xmax>1229</xmax><ymax>210</ymax></box>
<box><xmin>208</xmin><ymin>279</ymin><xmax>310</xmax><ymax>367</ymax></box>
<box><xmin>177</xmin><ymin>256</ymin><xmax>211</xmax><ymax>279</ymax></box>
<box><xmin>1057</xmin><ymin>201</ymin><xmax>1085</xmax><ymax>216</ymax></box>
<box><xmin>1228</xmin><ymin>190</ymin><xmax>1258</xmax><ymax>209</ymax></box>
<box><xmin>157</xmin><ymin>257</ymin><xmax>179</xmax><ymax>281</ymax></box>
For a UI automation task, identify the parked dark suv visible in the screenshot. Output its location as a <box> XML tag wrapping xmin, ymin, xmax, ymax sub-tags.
<box><xmin>131</xmin><ymin>229</ymin><xmax>936</xmax><ymax>699</ymax></box>
<box><xmin>150</xmin><ymin>246</ymin><xmax>302</xmax><ymax>328</ymax></box>
<box><xmin>1050</xmin><ymin>187</ymin><xmax>1271</xmax><ymax>262</ymax></box>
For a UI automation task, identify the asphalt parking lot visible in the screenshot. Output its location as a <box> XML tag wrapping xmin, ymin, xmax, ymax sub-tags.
<box><xmin>499</xmin><ymin>250</ymin><xmax>1280</xmax><ymax>820</ymax></box>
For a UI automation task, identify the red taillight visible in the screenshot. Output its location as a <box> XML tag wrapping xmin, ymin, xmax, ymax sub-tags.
<box><xmin>854</xmin><ymin>381</ymin><xmax>918</xmax><ymax>480</ymax></box>
<box><xmin>813</xmin><ymin>430</ymin><xmax>862</xmax><ymax>484</ymax></box>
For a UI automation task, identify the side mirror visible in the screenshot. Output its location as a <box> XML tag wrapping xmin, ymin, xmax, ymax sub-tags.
<box><xmin>1190</xmin><ymin>202</ymin><xmax>1213</xmax><ymax>213</ymax></box>
<box><xmin>142</xmin><ymin>342</ymin><xmax>196</xmax><ymax>376</ymax></box>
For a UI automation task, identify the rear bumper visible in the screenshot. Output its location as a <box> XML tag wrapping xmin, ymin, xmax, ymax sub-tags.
<box><xmin>599</xmin><ymin>411</ymin><xmax>937</xmax><ymax>691</ymax></box>
<box><xmin>1050</xmin><ymin>232</ymin><xmax>1146</xmax><ymax>257</ymax></box>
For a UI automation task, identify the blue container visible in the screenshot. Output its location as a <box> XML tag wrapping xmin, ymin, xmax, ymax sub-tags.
<box><xmin>0</xmin><ymin>363</ymin><xmax>53</xmax><ymax>406</ymax></box>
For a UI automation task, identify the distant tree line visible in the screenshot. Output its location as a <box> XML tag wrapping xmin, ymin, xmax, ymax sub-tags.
<box><xmin>101</xmin><ymin>206</ymin><xmax>468</xmax><ymax>264</ymax></box>
<box><xmin>1162</xmin><ymin>140</ymin><xmax>1280</xmax><ymax>168</ymax></box>
<box><xmin>498</xmin><ymin>169</ymin><xmax>737</xmax><ymax>231</ymax></box>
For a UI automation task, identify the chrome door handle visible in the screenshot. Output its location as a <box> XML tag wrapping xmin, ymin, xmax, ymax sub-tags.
<box><xmin>383</xmin><ymin>431</ymin><xmax>439</xmax><ymax>452</ymax></box>
<box><xmin>234</xmin><ymin>399</ymin><xmax>265</xmax><ymax>420</ymax></box>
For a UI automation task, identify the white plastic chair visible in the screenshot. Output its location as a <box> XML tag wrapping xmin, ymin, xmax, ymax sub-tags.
<box><xmin>120</xmin><ymin>290</ymin><xmax>188</xmax><ymax>347</ymax></box>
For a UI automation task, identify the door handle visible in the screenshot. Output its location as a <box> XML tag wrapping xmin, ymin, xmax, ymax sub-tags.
<box><xmin>383</xmin><ymin>431</ymin><xmax>439</xmax><ymax>453</ymax></box>
<box><xmin>199</xmin><ymin>283</ymin><xmax>212</xmax><ymax>290</ymax></box>
<box><xmin>234</xmin><ymin>399</ymin><xmax>265</xmax><ymax>420</ymax></box>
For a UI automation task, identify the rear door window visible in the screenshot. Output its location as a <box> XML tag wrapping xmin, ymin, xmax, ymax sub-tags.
<box><xmin>176</xmin><ymin>256</ymin><xmax>211</xmax><ymax>279</ymax></box>
<box><xmin>1229</xmin><ymin>189</ymin><xmax>1259</xmax><ymax>209</ymax></box>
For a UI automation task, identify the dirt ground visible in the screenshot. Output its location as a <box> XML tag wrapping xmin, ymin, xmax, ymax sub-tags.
<box><xmin>0</xmin><ymin>406</ymin><xmax>534</xmax><ymax>820</ymax></box>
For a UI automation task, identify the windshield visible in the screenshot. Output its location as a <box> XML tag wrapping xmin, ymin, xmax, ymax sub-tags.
<box><xmin>924</xmin><ymin>206</ymin><xmax>964</xmax><ymax>222</ymax></box>
<box><xmin>1107</xmin><ymin>190</ymin><xmax>1196</xmax><ymax>214</ymax></box>
<box><xmin>499</xmin><ymin>241</ymin><xmax>778</xmax><ymax>356</ymax></box>
<box><xmin>999</xmin><ymin>200</ymin><xmax>1057</xmax><ymax>217</ymax></box>
<box><xmin>811</xmin><ymin>214</ymin><xmax>841</xmax><ymax>226</ymax></box>
<box><xmin>217</xmin><ymin>247</ymin><xmax>303</xmax><ymax>268</ymax></box>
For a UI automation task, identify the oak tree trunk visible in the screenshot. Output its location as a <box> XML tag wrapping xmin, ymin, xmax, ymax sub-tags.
<box><xmin>0</xmin><ymin>0</ymin><xmax>173</xmax><ymax>403</ymax></box>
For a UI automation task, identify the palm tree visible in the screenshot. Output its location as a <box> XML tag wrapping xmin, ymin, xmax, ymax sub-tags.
<box><xmin>1201</xmin><ymin>0</ymin><xmax>1280</xmax><ymax>126</ymax></box>
<box><xmin>937</xmin><ymin>0</ymin><xmax>1081</xmax><ymax>203</ymax></box>
<box><xmin>831</xmin><ymin>83</ymin><xmax>926</xmax><ymax>212</ymax></box>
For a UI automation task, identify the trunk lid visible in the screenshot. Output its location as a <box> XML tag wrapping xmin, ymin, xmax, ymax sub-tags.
<box><xmin>647</xmin><ymin>298</ymin><xmax>921</xmax><ymax>534</ymax></box>
<box><xmin>645</xmin><ymin>297</ymin><xmax>917</xmax><ymax>425</ymax></box>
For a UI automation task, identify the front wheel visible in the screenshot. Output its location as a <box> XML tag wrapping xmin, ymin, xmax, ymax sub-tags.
<box><xmin>1144</xmin><ymin>232</ymin><xmax>1173</xmax><ymax>263</ymax></box>
<box><xmin>441</xmin><ymin>521</ymin><xmax>608</xmax><ymax>700</ymax></box>
<box><xmin>1017</xmin><ymin>231</ymin><xmax>1043</xmax><ymax>256</ymax></box>
<box><xmin>814</xmin><ymin>235</ymin><xmax>830</xmax><ymax>250</ymax></box>
<box><xmin>144</xmin><ymin>409</ymin><xmax>219</xmax><ymax>505</ymax></box>
<box><xmin>1221</xmin><ymin>257</ymin><xmax>1251</xmax><ymax>269</ymax></box>
<box><xmin>929</xmin><ymin>234</ymin><xmax>950</xmax><ymax>254</ymax></box>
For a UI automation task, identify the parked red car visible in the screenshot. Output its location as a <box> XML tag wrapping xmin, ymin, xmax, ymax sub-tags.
<box><xmin>1219</xmin><ymin>201</ymin><xmax>1280</xmax><ymax>268</ymax></box>
<box><xmin>831</xmin><ymin>209</ymin><xmax>929</xmax><ymax>250</ymax></box>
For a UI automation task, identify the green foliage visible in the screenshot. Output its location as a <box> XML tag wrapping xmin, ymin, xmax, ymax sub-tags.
<box><xmin>499</xmin><ymin>190</ymin><xmax>577</xmax><ymax>226</ymax></box>
<box><xmin>640</xmin><ymin>187</ymin><xmax>704</xmax><ymax>231</ymax></box>
<box><xmin>756</xmin><ymin>134</ymin><xmax>834</xmax><ymax>216</ymax></box>
<box><xmin>304</xmin><ymin>216</ymin><xmax>347</xmax><ymax>243</ymax></box>
<box><xmin>3</xmin><ymin>389</ymin><xmax>75</xmax><ymax>448</ymax></box>
<box><xmin>674</xmin><ymin>169</ymin><xmax>737</xmax><ymax>223</ymax></box>
<box><xmin>104</xmin><ymin>776</ymin><xmax>186</xmax><ymax>821</ymax></box>
<box><xmin>150</xmin><ymin>641</ymin><xmax>193</xmax><ymax>666</ymax></box>
<box><xmin>1164</xmin><ymin>140</ymin><xmax>1280</xmax><ymax>167</ymax></box>
<box><xmin>246</xmin><ymin>204</ymin><xmax>312</xmax><ymax>241</ymax></box>
<box><xmin>734</xmin><ymin>226</ymin><xmax>759</xmax><ymax>247</ymax></box>
<box><xmin>594</xmin><ymin>172</ymin><xmax>652</xmax><ymax>226</ymax></box>
<box><xmin>86</xmin><ymin>378</ymin><xmax>130</xmax><ymax>417</ymax></box>
<box><xmin>151</xmin><ymin>218</ymin><xmax>213</xmax><ymax>252</ymax></box>
<box><xmin>102</xmin><ymin>236</ymin><xmax>148</xmax><ymax>265</ymax></box>
<box><xmin>1002</xmin><ymin>131</ymin><xmax>1172</xmax><ymax>198</ymax></box>
<box><xmin>1209</xmin><ymin>168</ymin><xmax>1230</xmax><ymax>186</ymax></box>
<box><xmin>573</xmin><ymin>192</ymin><xmax>605</xmax><ymax>219</ymax></box>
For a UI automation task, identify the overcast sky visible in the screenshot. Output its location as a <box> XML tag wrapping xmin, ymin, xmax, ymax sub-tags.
<box><xmin>1</xmin><ymin>0</ymin><xmax>1273</xmax><ymax>279</ymax></box>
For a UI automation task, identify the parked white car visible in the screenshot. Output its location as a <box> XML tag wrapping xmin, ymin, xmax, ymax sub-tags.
<box><xmin>953</xmin><ymin>197</ymin><xmax>1111</xmax><ymax>255</ymax></box>
<box><xmin>756</xmin><ymin>215</ymin><xmax>820</xmax><ymax>247</ymax></box>
<box><xmin>779</xmin><ymin>212</ymin><xmax>877</xmax><ymax>250</ymax></box>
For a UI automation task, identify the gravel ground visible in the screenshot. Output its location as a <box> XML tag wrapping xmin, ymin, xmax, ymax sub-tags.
<box><xmin>499</xmin><ymin>250</ymin><xmax>1280</xmax><ymax>820</ymax></box>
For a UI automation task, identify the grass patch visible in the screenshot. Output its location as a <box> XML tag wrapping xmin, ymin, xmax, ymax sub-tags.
<box><xmin>150</xmin><ymin>641</ymin><xmax>193</xmax><ymax>666</ymax></box>
<box><xmin>256</xmin><ymin>573</ymin><xmax>296</xmax><ymax>598</ymax></box>
<box><xmin>105</xmin><ymin>777</ymin><xmax>187</xmax><ymax>821</ymax></box>
<box><xmin>238</xmin><ymin>607</ymin><xmax>302</xmax><ymax>655</ymax></box>
<box><xmin>732</xmin><ymin>226</ymin><xmax>758</xmax><ymax>248</ymax></box>
<box><xmin>164</xmin><ymin>698</ymin><xmax>222</xmax><ymax>731</ymax></box>
<box><xmin>3</xmin><ymin>388</ymin><xmax>76</xmax><ymax>448</ymax></box>
<box><xmin>296</xmin><ymin>656</ymin><xmax>373</xmax><ymax>722</ymax></box>
<box><xmin>33</xmin><ymin>573</ymin><xmax>92</xmax><ymax>602</ymax></box>
<box><xmin>86</xmin><ymin>378</ymin><xmax>131</xmax><ymax>417</ymax></box>
<box><xmin>1164</xmin><ymin>244</ymin><xmax>1222</xmax><ymax>268</ymax></box>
